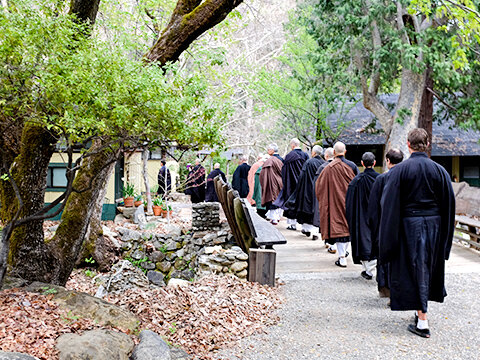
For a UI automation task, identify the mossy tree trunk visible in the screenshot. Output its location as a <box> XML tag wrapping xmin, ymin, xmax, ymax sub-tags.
<box><xmin>47</xmin><ymin>142</ymin><xmax>120</xmax><ymax>285</ymax></box>
<box><xmin>0</xmin><ymin>123</ymin><xmax>57</xmax><ymax>282</ymax></box>
<box><xmin>145</xmin><ymin>0</ymin><xmax>243</xmax><ymax>65</ymax></box>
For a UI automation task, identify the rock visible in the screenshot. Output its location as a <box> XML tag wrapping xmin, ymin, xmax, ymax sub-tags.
<box><xmin>231</xmin><ymin>246</ymin><xmax>243</xmax><ymax>252</ymax></box>
<box><xmin>208</xmin><ymin>264</ymin><xmax>223</xmax><ymax>272</ymax></box>
<box><xmin>48</xmin><ymin>225</ymin><xmax>59</xmax><ymax>233</ymax></box>
<box><xmin>202</xmin><ymin>233</ymin><xmax>217</xmax><ymax>244</ymax></box>
<box><xmin>150</xmin><ymin>251</ymin><xmax>166</xmax><ymax>263</ymax></box>
<box><xmin>98</xmin><ymin>260</ymin><xmax>149</xmax><ymax>294</ymax></box>
<box><xmin>0</xmin><ymin>352</ymin><xmax>40</xmax><ymax>360</ymax></box>
<box><xmin>1</xmin><ymin>276</ymin><xmax>29</xmax><ymax>290</ymax></box>
<box><xmin>237</xmin><ymin>269</ymin><xmax>248</xmax><ymax>278</ymax></box>
<box><xmin>176</xmin><ymin>248</ymin><xmax>185</xmax><ymax>258</ymax></box>
<box><xmin>141</xmin><ymin>261</ymin><xmax>156</xmax><ymax>270</ymax></box>
<box><xmin>165</xmin><ymin>240</ymin><xmax>179</xmax><ymax>251</ymax></box>
<box><xmin>170</xmin><ymin>347</ymin><xmax>192</xmax><ymax>360</ymax></box>
<box><xmin>115</xmin><ymin>214</ymin><xmax>127</xmax><ymax>224</ymax></box>
<box><xmin>231</xmin><ymin>261</ymin><xmax>248</xmax><ymax>272</ymax></box>
<box><xmin>198</xmin><ymin>255</ymin><xmax>210</xmax><ymax>266</ymax></box>
<box><xmin>134</xmin><ymin>205</ymin><xmax>146</xmax><ymax>225</ymax></box>
<box><xmin>170</xmin><ymin>269</ymin><xmax>194</xmax><ymax>281</ymax></box>
<box><xmin>147</xmin><ymin>271</ymin><xmax>165</xmax><ymax>286</ymax></box>
<box><xmin>131</xmin><ymin>249</ymin><xmax>146</xmax><ymax>260</ymax></box>
<box><xmin>157</xmin><ymin>261</ymin><xmax>172</xmax><ymax>273</ymax></box>
<box><xmin>164</xmin><ymin>224</ymin><xmax>182</xmax><ymax>237</ymax></box>
<box><xmin>235</xmin><ymin>252</ymin><xmax>249</xmax><ymax>261</ymax></box>
<box><xmin>131</xmin><ymin>330</ymin><xmax>171</xmax><ymax>360</ymax></box>
<box><xmin>213</xmin><ymin>236</ymin><xmax>226</xmax><ymax>245</ymax></box>
<box><xmin>192</xmin><ymin>237</ymin><xmax>203</xmax><ymax>246</ymax></box>
<box><xmin>57</xmin><ymin>329</ymin><xmax>134</xmax><ymax>360</ymax></box>
<box><xmin>210</xmin><ymin>254</ymin><xmax>230</xmax><ymax>265</ymax></box>
<box><xmin>24</xmin><ymin>281</ymin><xmax>139</xmax><ymax>331</ymax></box>
<box><xmin>167</xmin><ymin>278</ymin><xmax>190</xmax><ymax>288</ymax></box>
<box><xmin>174</xmin><ymin>258</ymin><xmax>187</xmax><ymax>270</ymax></box>
<box><xmin>204</xmin><ymin>245</ymin><xmax>222</xmax><ymax>254</ymax></box>
<box><xmin>123</xmin><ymin>206</ymin><xmax>137</xmax><ymax>219</ymax></box>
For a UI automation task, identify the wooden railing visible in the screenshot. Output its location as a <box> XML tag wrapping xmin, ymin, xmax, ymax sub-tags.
<box><xmin>455</xmin><ymin>215</ymin><xmax>480</xmax><ymax>251</ymax></box>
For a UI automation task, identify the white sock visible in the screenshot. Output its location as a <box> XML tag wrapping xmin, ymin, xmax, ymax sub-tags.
<box><xmin>417</xmin><ymin>318</ymin><xmax>429</xmax><ymax>330</ymax></box>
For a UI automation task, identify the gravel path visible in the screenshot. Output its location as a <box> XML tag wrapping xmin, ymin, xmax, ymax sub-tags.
<box><xmin>216</xmin><ymin>271</ymin><xmax>480</xmax><ymax>359</ymax></box>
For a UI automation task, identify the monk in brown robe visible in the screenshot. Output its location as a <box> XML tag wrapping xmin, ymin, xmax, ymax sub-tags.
<box><xmin>316</xmin><ymin>141</ymin><xmax>358</xmax><ymax>267</ymax></box>
<box><xmin>259</xmin><ymin>143</ymin><xmax>284</xmax><ymax>225</ymax></box>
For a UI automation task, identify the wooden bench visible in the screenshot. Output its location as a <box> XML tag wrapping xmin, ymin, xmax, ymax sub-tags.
<box><xmin>455</xmin><ymin>215</ymin><xmax>480</xmax><ymax>252</ymax></box>
<box><xmin>214</xmin><ymin>176</ymin><xmax>287</xmax><ymax>286</ymax></box>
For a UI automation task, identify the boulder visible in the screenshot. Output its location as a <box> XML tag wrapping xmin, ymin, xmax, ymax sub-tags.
<box><xmin>24</xmin><ymin>282</ymin><xmax>139</xmax><ymax>331</ymax></box>
<box><xmin>131</xmin><ymin>330</ymin><xmax>171</xmax><ymax>360</ymax></box>
<box><xmin>0</xmin><ymin>352</ymin><xmax>39</xmax><ymax>360</ymax></box>
<box><xmin>170</xmin><ymin>348</ymin><xmax>191</xmax><ymax>360</ymax></box>
<box><xmin>57</xmin><ymin>329</ymin><xmax>134</xmax><ymax>360</ymax></box>
<box><xmin>231</xmin><ymin>261</ymin><xmax>248</xmax><ymax>272</ymax></box>
<box><xmin>167</xmin><ymin>278</ymin><xmax>190</xmax><ymax>288</ymax></box>
<box><xmin>147</xmin><ymin>271</ymin><xmax>165</xmax><ymax>286</ymax></box>
<box><xmin>98</xmin><ymin>260</ymin><xmax>149</xmax><ymax>294</ymax></box>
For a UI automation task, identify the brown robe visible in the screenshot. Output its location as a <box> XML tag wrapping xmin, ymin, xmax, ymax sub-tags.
<box><xmin>259</xmin><ymin>155</ymin><xmax>283</xmax><ymax>207</ymax></box>
<box><xmin>316</xmin><ymin>157</ymin><xmax>355</xmax><ymax>240</ymax></box>
<box><xmin>247</xmin><ymin>160</ymin><xmax>264</xmax><ymax>205</ymax></box>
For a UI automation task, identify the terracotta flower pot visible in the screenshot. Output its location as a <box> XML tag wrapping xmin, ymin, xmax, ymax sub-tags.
<box><xmin>161</xmin><ymin>210</ymin><xmax>168</xmax><ymax>218</ymax></box>
<box><xmin>152</xmin><ymin>206</ymin><xmax>162</xmax><ymax>216</ymax></box>
<box><xmin>124</xmin><ymin>197</ymin><xmax>134</xmax><ymax>207</ymax></box>
<box><xmin>134</xmin><ymin>200</ymin><xmax>143</xmax><ymax>207</ymax></box>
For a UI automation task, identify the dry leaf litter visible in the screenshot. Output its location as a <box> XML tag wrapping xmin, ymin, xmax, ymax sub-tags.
<box><xmin>1</xmin><ymin>272</ymin><xmax>282</xmax><ymax>359</ymax></box>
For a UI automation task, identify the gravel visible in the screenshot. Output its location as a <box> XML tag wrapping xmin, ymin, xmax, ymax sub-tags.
<box><xmin>216</xmin><ymin>272</ymin><xmax>480</xmax><ymax>359</ymax></box>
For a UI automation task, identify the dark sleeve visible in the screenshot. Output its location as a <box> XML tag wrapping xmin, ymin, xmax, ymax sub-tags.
<box><xmin>367</xmin><ymin>177</ymin><xmax>383</xmax><ymax>249</ymax></box>
<box><xmin>379</xmin><ymin>169</ymin><xmax>402</xmax><ymax>264</ymax></box>
<box><xmin>345</xmin><ymin>180</ymin><xmax>356</xmax><ymax>232</ymax></box>
<box><xmin>221</xmin><ymin>171</ymin><xmax>227</xmax><ymax>182</ymax></box>
<box><xmin>442</xmin><ymin>171</ymin><xmax>456</xmax><ymax>260</ymax></box>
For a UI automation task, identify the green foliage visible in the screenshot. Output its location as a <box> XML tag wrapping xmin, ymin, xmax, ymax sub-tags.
<box><xmin>84</xmin><ymin>257</ymin><xmax>95</xmax><ymax>264</ymax></box>
<box><xmin>122</xmin><ymin>183</ymin><xmax>136</xmax><ymax>198</ymax></box>
<box><xmin>40</xmin><ymin>286</ymin><xmax>58</xmax><ymax>295</ymax></box>
<box><xmin>84</xmin><ymin>269</ymin><xmax>96</xmax><ymax>278</ymax></box>
<box><xmin>152</xmin><ymin>196</ymin><xmax>164</xmax><ymax>207</ymax></box>
<box><xmin>249</xmin><ymin>7</ymin><xmax>355</xmax><ymax>145</ymax></box>
<box><xmin>0</xmin><ymin>0</ymin><xmax>231</xmax><ymax>152</ymax></box>
<box><xmin>125</xmin><ymin>256</ymin><xmax>151</xmax><ymax>274</ymax></box>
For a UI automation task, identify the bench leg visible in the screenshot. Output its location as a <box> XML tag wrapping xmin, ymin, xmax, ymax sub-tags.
<box><xmin>248</xmin><ymin>248</ymin><xmax>276</xmax><ymax>287</ymax></box>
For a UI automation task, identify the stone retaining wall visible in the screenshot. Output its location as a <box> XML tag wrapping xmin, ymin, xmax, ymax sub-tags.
<box><xmin>192</xmin><ymin>202</ymin><xmax>221</xmax><ymax>232</ymax></box>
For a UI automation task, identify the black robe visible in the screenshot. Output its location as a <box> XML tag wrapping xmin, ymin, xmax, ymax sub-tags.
<box><xmin>232</xmin><ymin>162</ymin><xmax>251</xmax><ymax>198</ymax></box>
<box><xmin>367</xmin><ymin>172</ymin><xmax>390</xmax><ymax>289</ymax></box>
<box><xmin>185</xmin><ymin>165</ymin><xmax>206</xmax><ymax>203</ymax></box>
<box><xmin>345</xmin><ymin>168</ymin><xmax>380</xmax><ymax>264</ymax></box>
<box><xmin>157</xmin><ymin>166</ymin><xmax>172</xmax><ymax>197</ymax></box>
<box><xmin>273</xmin><ymin>148</ymin><xmax>309</xmax><ymax>213</ymax></box>
<box><xmin>284</xmin><ymin>156</ymin><xmax>325</xmax><ymax>224</ymax></box>
<box><xmin>312</xmin><ymin>159</ymin><xmax>332</xmax><ymax>228</ymax></box>
<box><xmin>379</xmin><ymin>152</ymin><xmax>455</xmax><ymax>312</ymax></box>
<box><xmin>205</xmin><ymin>168</ymin><xmax>226</xmax><ymax>202</ymax></box>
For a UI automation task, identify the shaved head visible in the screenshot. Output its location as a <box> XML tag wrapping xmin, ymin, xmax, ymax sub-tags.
<box><xmin>214</xmin><ymin>163</ymin><xmax>220</xmax><ymax>169</ymax></box>
<box><xmin>324</xmin><ymin>147</ymin><xmax>334</xmax><ymax>160</ymax></box>
<box><xmin>333</xmin><ymin>142</ymin><xmax>346</xmax><ymax>156</ymax></box>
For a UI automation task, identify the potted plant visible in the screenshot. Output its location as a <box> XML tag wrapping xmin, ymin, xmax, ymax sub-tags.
<box><xmin>134</xmin><ymin>194</ymin><xmax>143</xmax><ymax>207</ymax></box>
<box><xmin>161</xmin><ymin>203</ymin><xmax>168</xmax><ymax>218</ymax></box>
<box><xmin>122</xmin><ymin>182</ymin><xmax>135</xmax><ymax>207</ymax></box>
<box><xmin>168</xmin><ymin>205</ymin><xmax>173</xmax><ymax>216</ymax></box>
<box><xmin>152</xmin><ymin>197</ymin><xmax>163</xmax><ymax>216</ymax></box>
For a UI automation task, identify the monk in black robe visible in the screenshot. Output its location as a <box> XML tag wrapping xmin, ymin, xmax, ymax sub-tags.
<box><xmin>260</xmin><ymin>143</ymin><xmax>284</xmax><ymax>225</ymax></box>
<box><xmin>205</xmin><ymin>163</ymin><xmax>226</xmax><ymax>202</ymax></box>
<box><xmin>284</xmin><ymin>145</ymin><xmax>325</xmax><ymax>238</ymax></box>
<box><xmin>346</xmin><ymin>152</ymin><xmax>379</xmax><ymax>280</ymax></box>
<box><xmin>232</xmin><ymin>155</ymin><xmax>251</xmax><ymax>198</ymax></box>
<box><xmin>185</xmin><ymin>159</ymin><xmax>206</xmax><ymax>203</ymax></box>
<box><xmin>157</xmin><ymin>159</ymin><xmax>172</xmax><ymax>198</ymax></box>
<box><xmin>367</xmin><ymin>148</ymin><xmax>404</xmax><ymax>298</ymax></box>
<box><xmin>273</xmin><ymin>138</ymin><xmax>309</xmax><ymax>230</ymax></box>
<box><xmin>379</xmin><ymin>128</ymin><xmax>455</xmax><ymax>338</ymax></box>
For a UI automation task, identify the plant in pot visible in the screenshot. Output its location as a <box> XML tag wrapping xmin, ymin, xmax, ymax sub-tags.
<box><xmin>161</xmin><ymin>203</ymin><xmax>168</xmax><ymax>218</ymax></box>
<box><xmin>168</xmin><ymin>205</ymin><xmax>173</xmax><ymax>216</ymax></box>
<box><xmin>152</xmin><ymin>197</ymin><xmax>163</xmax><ymax>216</ymax></box>
<box><xmin>122</xmin><ymin>183</ymin><xmax>135</xmax><ymax>207</ymax></box>
<box><xmin>134</xmin><ymin>194</ymin><xmax>143</xmax><ymax>207</ymax></box>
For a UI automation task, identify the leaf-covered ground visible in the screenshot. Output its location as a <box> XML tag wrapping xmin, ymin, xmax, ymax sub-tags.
<box><xmin>1</xmin><ymin>273</ymin><xmax>282</xmax><ymax>359</ymax></box>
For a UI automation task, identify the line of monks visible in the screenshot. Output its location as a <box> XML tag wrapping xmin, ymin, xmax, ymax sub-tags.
<box><xmin>237</xmin><ymin>129</ymin><xmax>454</xmax><ymax>339</ymax></box>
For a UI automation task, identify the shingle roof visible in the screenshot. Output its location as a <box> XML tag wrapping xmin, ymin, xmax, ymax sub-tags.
<box><xmin>326</xmin><ymin>94</ymin><xmax>480</xmax><ymax>156</ymax></box>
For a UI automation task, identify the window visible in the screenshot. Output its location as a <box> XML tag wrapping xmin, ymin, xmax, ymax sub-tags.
<box><xmin>46</xmin><ymin>164</ymin><xmax>68</xmax><ymax>189</ymax></box>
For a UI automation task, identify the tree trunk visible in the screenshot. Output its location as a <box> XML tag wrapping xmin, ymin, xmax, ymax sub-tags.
<box><xmin>2</xmin><ymin>124</ymin><xmax>57</xmax><ymax>282</ymax></box>
<box><xmin>142</xmin><ymin>149</ymin><xmax>153</xmax><ymax>214</ymax></box>
<box><xmin>77</xmin><ymin>165</ymin><xmax>117</xmax><ymax>271</ymax></box>
<box><xmin>418</xmin><ymin>67</ymin><xmax>433</xmax><ymax>157</ymax></box>
<box><xmin>145</xmin><ymin>0</ymin><xmax>243</xmax><ymax>65</ymax></box>
<box><xmin>69</xmin><ymin>0</ymin><xmax>101</xmax><ymax>24</ymax></box>
<box><xmin>386</xmin><ymin>68</ymin><xmax>427</xmax><ymax>158</ymax></box>
<box><xmin>46</xmin><ymin>143</ymin><xmax>120</xmax><ymax>285</ymax></box>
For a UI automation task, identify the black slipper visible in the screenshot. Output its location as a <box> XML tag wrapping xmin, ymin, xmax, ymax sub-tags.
<box><xmin>335</xmin><ymin>260</ymin><xmax>346</xmax><ymax>268</ymax></box>
<box><xmin>407</xmin><ymin>324</ymin><xmax>430</xmax><ymax>338</ymax></box>
<box><xmin>286</xmin><ymin>225</ymin><xmax>296</xmax><ymax>231</ymax></box>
